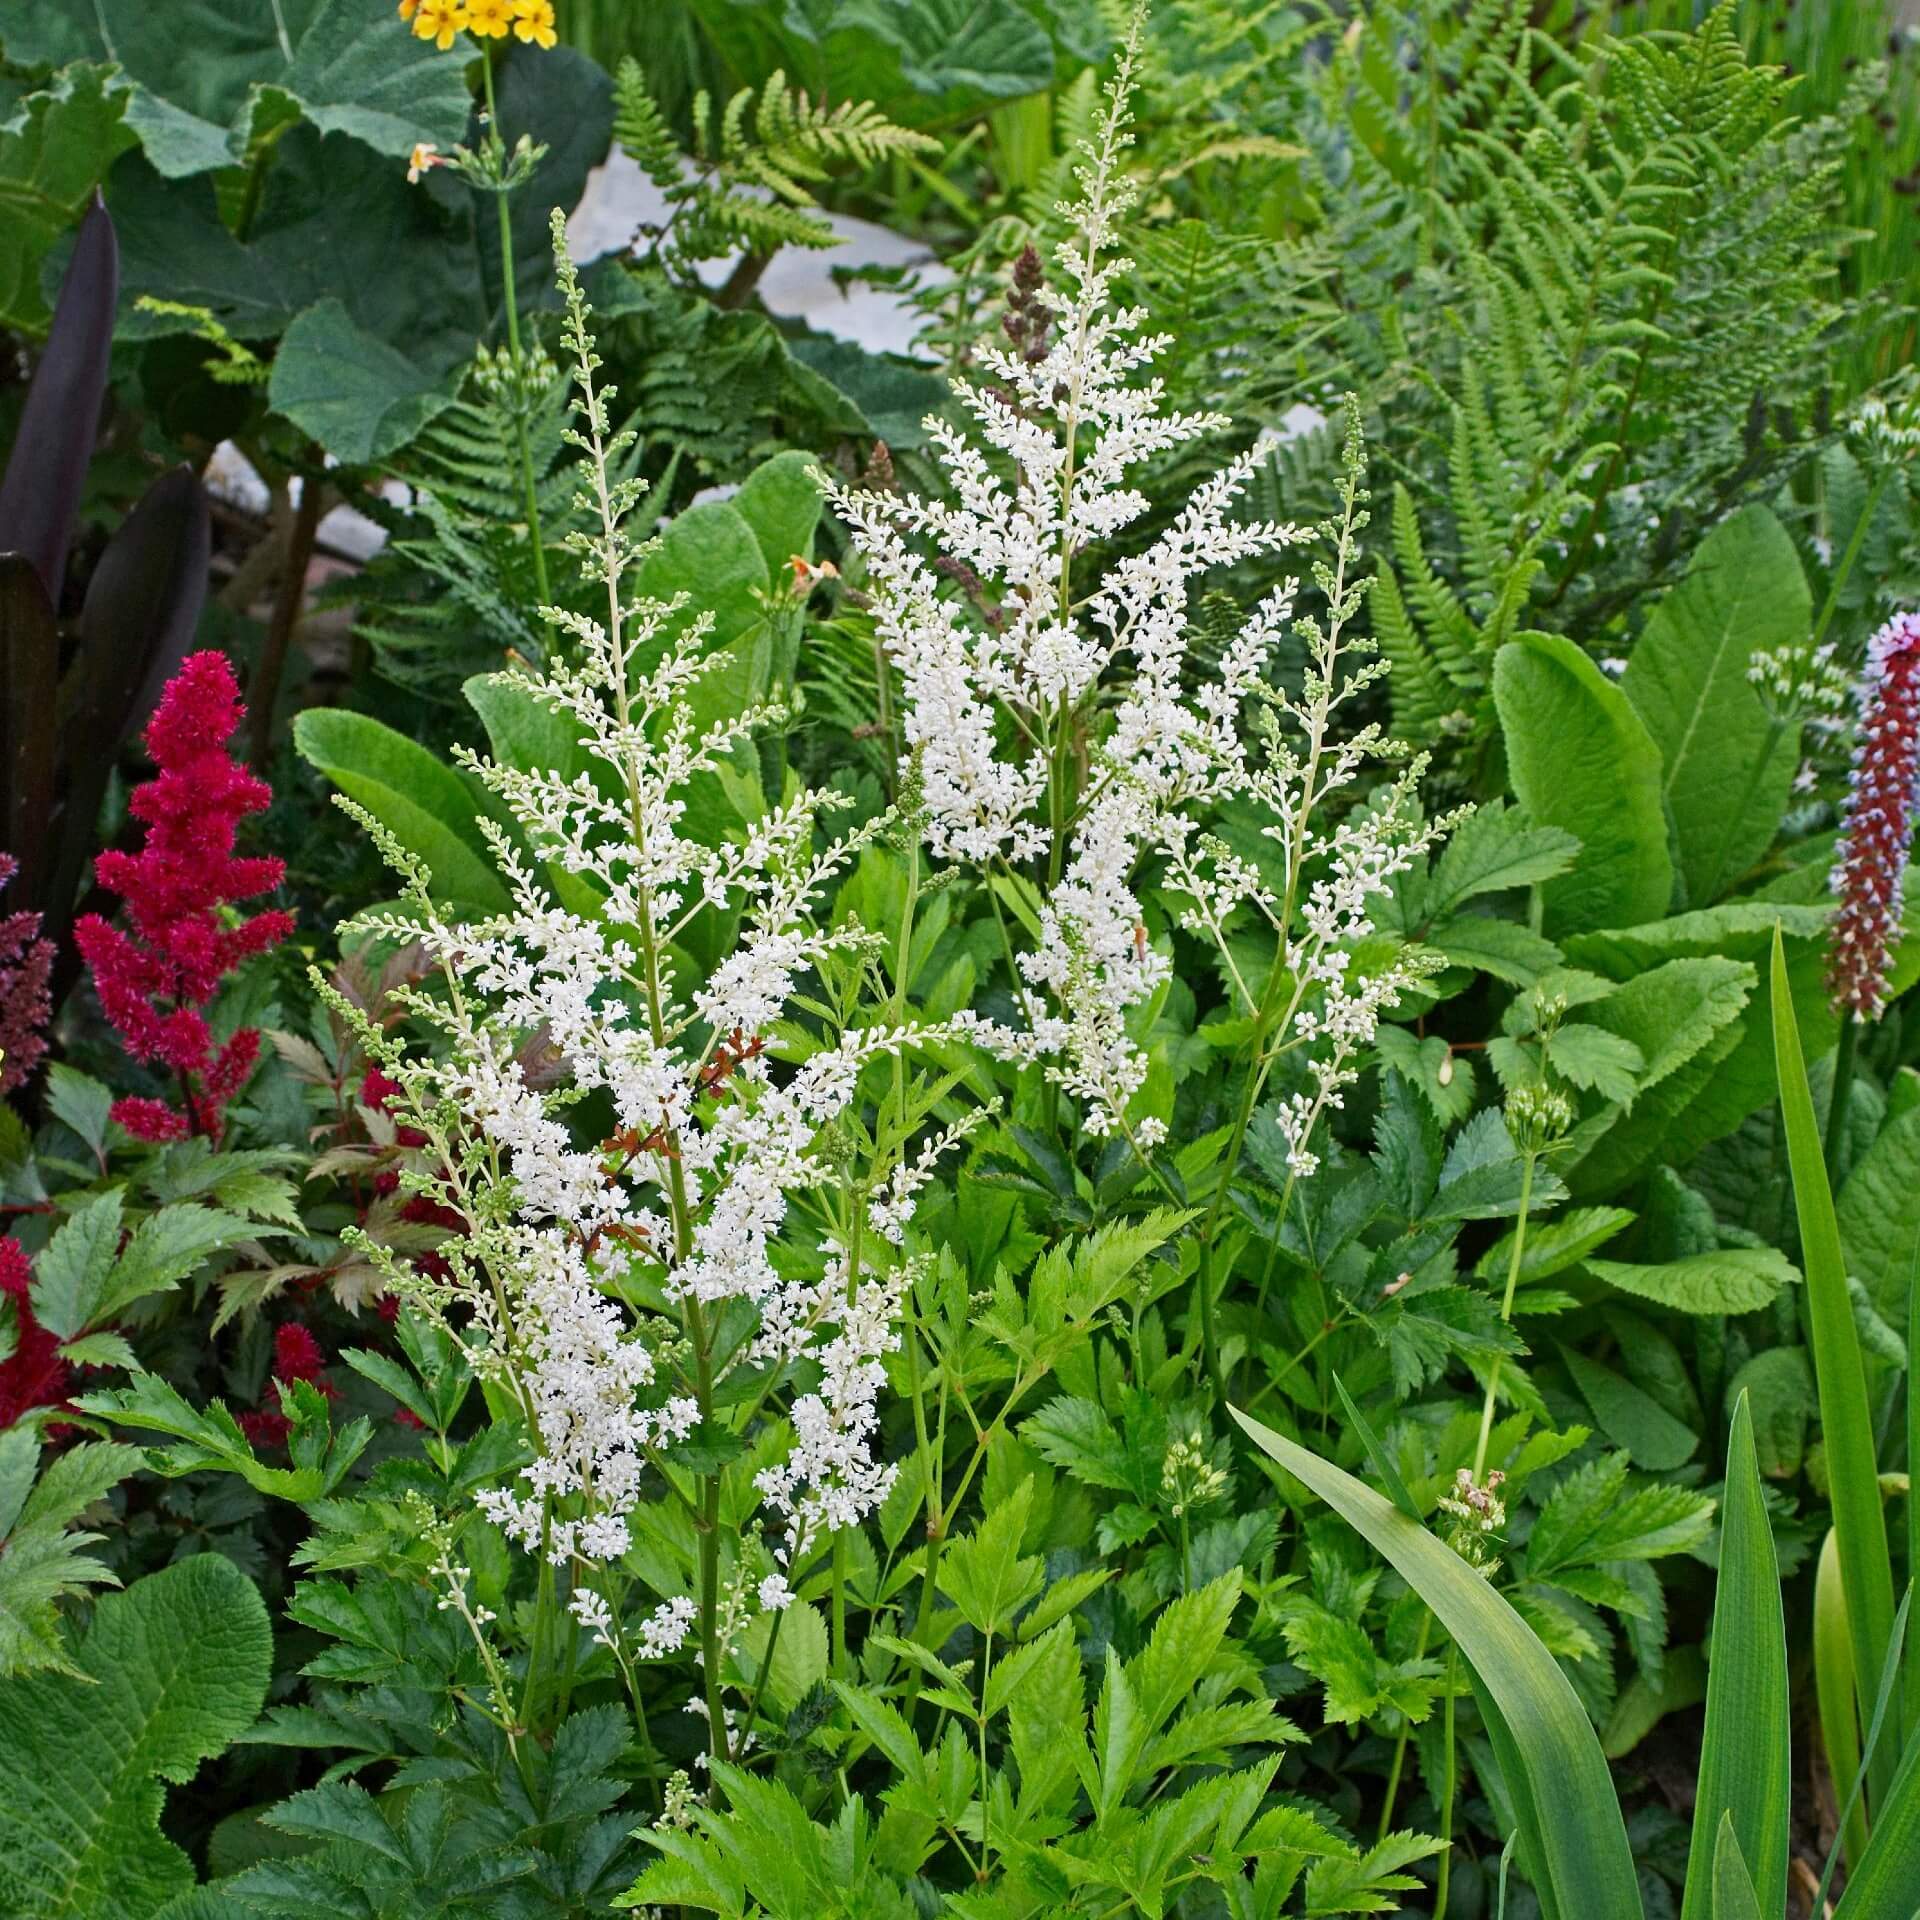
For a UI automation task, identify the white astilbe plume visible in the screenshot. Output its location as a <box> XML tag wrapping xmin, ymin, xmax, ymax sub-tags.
<box><xmin>335</xmin><ymin>217</ymin><xmax>1004</xmax><ymax>1690</ymax></box>
<box><xmin>831</xmin><ymin>16</ymin><xmax>1453</xmax><ymax>1149</ymax></box>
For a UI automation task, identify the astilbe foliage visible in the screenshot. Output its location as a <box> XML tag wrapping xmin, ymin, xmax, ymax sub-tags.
<box><xmin>74</xmin><ymin>651</ymin><xmax>293</xmax><ymax>1141</ymax></box>
<box><xmin>1828</xmin><ymin>611</ymin><xmax>1920</xmax><ymax>1019</ymax></box>
<box><xmin>0</xmin><ymin>854</ymin><xmax>52</xmax><ymax>1097</ymax></box>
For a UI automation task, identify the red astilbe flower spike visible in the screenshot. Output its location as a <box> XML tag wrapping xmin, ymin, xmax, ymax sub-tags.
<box><xmin>238</xmin><ymin>1320</ymin><xmax>337</xmax><ymax>1448</ymax></box>
<box><xmin>73</xmin><ymin>652</ymin><xmax>294</xmax><ymax>1141</ymax></box>
<box><xmin>0</xmin><ymin>853</ymin><xmax>54</xmax><ymax>1097</ymax></box>
<box><xmin>0</xmin><ymin>1236</ymin><xmax>69</xmax><ymax>1428</ymax></box>
<box><xmin>1829</xmin><ymin>612</ymin><xmax>1920</xmax><ymax>1020</ymax></box>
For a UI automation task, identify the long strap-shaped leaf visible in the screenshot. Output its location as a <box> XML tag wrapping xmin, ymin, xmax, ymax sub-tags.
<box><xmin>1835</xmin><ymin>1726</ymin><xmax>1920</xmax><ymax>1917</ymax></box>
<box><xmin>1771</xmin><ymin>927</ymin><xmax>1899</xmax><ymax>1809</ymax></box>
<box><xmin>1230</xmin><ymin>1407</ymin><xmax>1643</xmax><ymax>1920</ymax></box>
<box><xmin>1681</xmin><ymin>1396</ymin><xmax>1789</xmax><ymax>1920</ymax></box>
<box><xmin>1711</xmin><ymin>1814</ymin><xmax>1764</xmax><ymax>1920</ymax></box>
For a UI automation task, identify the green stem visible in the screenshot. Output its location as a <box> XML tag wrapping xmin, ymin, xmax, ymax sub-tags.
<box><xmin>480</xmin><ymin>53</ymin><xmax>552</xmax><ymax>607</ymax></box>
<box><xmin>1196</xmin><ymin>959</ymin><xmax>1288</xmax><ymax>1407</ymax></box>
<box><xmin>1436</xmin><ymin>1644</ymin><xmax>1460</xmax><ymax>1914</ymax></box>
<box><xmin>831</xmin><ymin>1533</ymin><xmax>850</xmax><ymax>1676</ymax></box>
<box><xmin>1472</xmin><ymin>1150</ymin><xmax>1537</xmax><ymax>1481</ymax></box>
<box><xmin>1377</xmin><ymin>1610</ymin><xmax>1432</xmax><ymax>1841</ymax></box>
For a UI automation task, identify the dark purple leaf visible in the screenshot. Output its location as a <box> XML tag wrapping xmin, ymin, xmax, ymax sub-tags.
<box><xmin>45</xmin><ymin>463</ymin><xmax>211</xmax><ymax>954</ymax></box>
<box><xmin>0</xmin><ymin>555</ymin><xmax>59</xmax><ymax>908</ymax></box>
<box><xmin>0</xmin><ymin>193</ymin><xmax>118</xmax><ymax>603</ymax></box>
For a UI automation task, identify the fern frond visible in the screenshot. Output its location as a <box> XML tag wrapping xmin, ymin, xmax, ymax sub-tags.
<box><xmin>612</xmin><ymin>56</ymin><xmax>680</xmax><ymax>192</ymax></box>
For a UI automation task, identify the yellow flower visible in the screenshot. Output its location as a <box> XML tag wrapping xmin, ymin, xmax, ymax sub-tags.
<box><xmin>511</xmin><ymin>0</ymin><xmax>557</xmax><ymax>49</ymax></box>
<box><xmin>466</xmin><ymin>0</ymin><xmax>513</xmax><ymax>37</ymax></box>
<box><xmin>397</xmin><ymin>0</ymin><xmax>420</xmax><ymax>18</ymax></box>
<box><xmin>411</xmin><ymin>0</ymin><xmax>467</xmax><ymax>49</ymax></box>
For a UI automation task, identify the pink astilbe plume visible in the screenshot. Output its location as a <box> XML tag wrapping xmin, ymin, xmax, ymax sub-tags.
<box><xmin>1829</xmin><ymin>612</ymin><xmax>1920</xmax><ymax>1019</ymax></box>
<box><xmin>0</xmin><ymin>853</ymin><xmax>53</xmax><ymax>1097</ymax></box>
<box><xmin>73</xmin><ymin>651</ymin><xmax>293</xmax><ymax>1139</ymax></box>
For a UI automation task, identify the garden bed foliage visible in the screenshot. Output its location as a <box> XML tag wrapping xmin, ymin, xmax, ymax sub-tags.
<box><xmin>4</xmin><ymin>2</ymin><xmax>1920</xmax><ymax>1916</ymax></box>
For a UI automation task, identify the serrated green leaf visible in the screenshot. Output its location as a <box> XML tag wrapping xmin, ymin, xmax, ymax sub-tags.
<box><xmin>1588</xmin><ymin>1248</ymin><xmax>1795</xmax><ymax>1315</ymax></box>
<box><xmin>938</xmin><ymin>1477</ymin><xmax>1043</xmax><ymax>1636</ymax></box>
<box><xmin>28</xmin><ymin>1190</ymin><xmax>124</xmax><ymax>1343</ymax></box>
<box><xmin>1562</xmin><ymin>1348</ymin><xmax>1698</xmax><ymax>1470</ymax></box>
<box><xmin>0</xmin><ymin>1557</ymin><xmax>270</xmax><ymax>1916</ymax></box>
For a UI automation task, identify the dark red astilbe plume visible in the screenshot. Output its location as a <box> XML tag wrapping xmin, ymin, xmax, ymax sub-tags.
<box><xmin>0</xmin><ymin>1235</ymin><xmax>68</xmax><ymax>1428</ymax></box>
<box><xmin>0</xmin><ymin>853</ymin><xmax>53</xmax><ymax>1097</ymax></box>
<box><xmin>1829</xmin><ymin>612</ymin><xmax>1920</xmax><ymax>1020</ymax></box>
<box><xmin>237</xmin><ymin>1320</ymin><xmax>336</xmax><ymax>1448</ymax></box>
<box><xmin>73</xmin><ymin>651</ymin><xmax>293</xmax><ymax>1141</ymax></box>
<box><xmin>359</xmin><ymin>1066</ymin><xmax>463</xmax><ymax>1286</ymax></box>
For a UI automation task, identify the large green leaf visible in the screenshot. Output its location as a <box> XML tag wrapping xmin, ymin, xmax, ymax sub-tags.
<box><xmin>1680</xmin><ymin>1397</ymin><xmax>1789</xmax><ymax>1920</ymax></box>
<box><xmin>0</xmin><ymin>0</ymin><xmax>471</xmax><ymax>178</ymax></box>
<box><xmin>743</xmin><ymin>0</ymin><xmax>1059</xmax><ymax>126</ymax></box>
<box><xmin>84</xmin><ymin>50</ymin><xmax>610</xmax><ymax>465</ymax></box>
<box><xmin>730</xmin><ymin>450</ymin><xmax>826</xmax><ymax>577</ymax></box>
<box><xmin>266</xmin><ymin>299</ymin><xmax>463</xmax><ymax>463</ymax></box>
<box><xmin>104</xmin><ymin>134</ymin><xmax>479</xmax><ymax>361</ymax></box>
<box><xmin>1492</xmin><ymin>631</ymin><xmax>1672</xmax><ymax>935</ymax></box>
<box><xmin>1622</xmin><ymin>506</ymin><xmax>1807</xmax><ymax>907</ymax></box>
<box><xmin>0</xmin><ymin>65</ymin><xmax>136</xmax><ymax>329</ymax></box>
<box><xmin>1837</xmin><ymin>1090</ymin><xmax>1920</xmax><ymax>1332</ymax></box>
<box><xmin>1772</xmin><ymin>929</ymin><xmax>1899</xmax><ymax>1809</ymax></box>
<box><xmin>293</xmin><ymin>707</ymin><xmax>509</xmax><ymax>914</ymax></box>
<box><xmin>1231</xmin><ymin>1408</ymin><xmax>1643</xmax><ymax>1920</ymax></box>
<box><xmin>0</xmin><ymin>1556</ymin><xmax>270</xmax><ymax>1918</ymax></box>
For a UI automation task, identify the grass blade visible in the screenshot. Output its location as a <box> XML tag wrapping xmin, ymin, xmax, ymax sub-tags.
<box><xmin>1772</xmin><ymin>925</ymin><xmax>1899</xmax><ymax>1808</ymax></box>
<box><xmin>1231</xmin><ymin>1405</ymin><xmax>1643</xmax><ymax>1920</ymax></box>
<box><xmin>1681</xmin><ymin>1395</ymin><xmax>1789</xmax><ymax>1920</ymax></box>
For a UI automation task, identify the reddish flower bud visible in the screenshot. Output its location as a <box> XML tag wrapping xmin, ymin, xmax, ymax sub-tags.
<box><xmin>0</xmin><ymin>1235</ymin><xmax>68</xmax><ymax>1426</ymax></box>
<box><xmin>0</xmin><ymin>853</ymin><xmax>52</xmax><ymax>1098</ymax></box>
